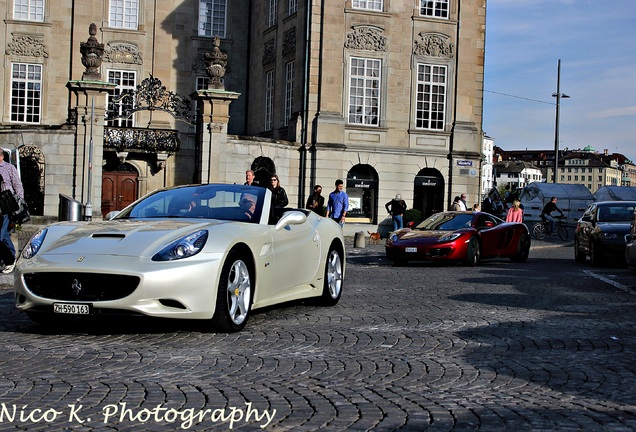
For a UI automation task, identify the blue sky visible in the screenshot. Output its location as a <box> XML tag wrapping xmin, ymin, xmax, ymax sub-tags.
<box><xmin>483</xmin><ymin>0</ymin><xmax>636</xmax><ymax>161</ymax></box>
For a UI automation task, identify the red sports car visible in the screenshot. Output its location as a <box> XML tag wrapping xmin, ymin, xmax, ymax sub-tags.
<box><xmin>385</xmin><ymin>211</ymin><xmax>531</xmax><ymax>266</ymax></box>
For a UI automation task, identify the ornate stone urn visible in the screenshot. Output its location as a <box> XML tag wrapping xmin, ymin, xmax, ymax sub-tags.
<box><xmin>204</xmin><ymin>36</ymin><xmax>228</xmax><ymax>90</ymax></box>
<box><xmin>80</xmin><ymin>23</ymin><xmax>105</xmax><ymax>80</ymax></box>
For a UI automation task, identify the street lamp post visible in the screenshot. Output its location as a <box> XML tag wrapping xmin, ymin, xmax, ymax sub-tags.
<box><xmin>552</xmin><ymin>59</ymin><xmax>570</xmax><ymax>183</ymax></box>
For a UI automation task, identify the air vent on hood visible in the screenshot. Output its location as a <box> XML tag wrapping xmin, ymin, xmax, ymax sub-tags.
<box><xmin>92</xmin><ymin>233</ymin><xmax>126</xmax><ymax>239</ymax></box>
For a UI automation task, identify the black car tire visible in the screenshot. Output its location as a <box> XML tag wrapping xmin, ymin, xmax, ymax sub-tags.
<box><xmin>510</xmin><ymin>233</ymin><xmax>530</xmax><ymax>263</ymax></box>
<box><xmin>319</xmin><ymin>245</ymin><xmax>343</xmax><ymax>306</ymax></box>
<box><xmin>574</xmin><ymin>239</ymin><xmax>586</xmax><ymax>263</ymax></box>
<box><xmin>464</xmin><ymin>237</ymin><xmax>480</xmax><ymax>266</ymax></box>
<box><xmin>210</xmin><ymin>250</ymin><xmax>253</xmax><ymax>332</ymax></box>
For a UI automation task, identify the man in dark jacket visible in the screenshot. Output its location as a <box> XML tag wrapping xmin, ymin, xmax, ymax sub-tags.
<box><xmin>541</xmin><ymin>196</ymin><xmax>564</xmax><ymax>235</ymax></box>
<box><xmin>385</xmin><ymin>194</ymin><xmax>407</xmax><ymax>231</ymax></box>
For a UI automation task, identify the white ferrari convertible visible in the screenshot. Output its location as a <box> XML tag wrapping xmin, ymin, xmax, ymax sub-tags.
<box><xmin>14</xmin><ymin>184</ymin><xmax>345</xmax><ymax>332</ymax></box>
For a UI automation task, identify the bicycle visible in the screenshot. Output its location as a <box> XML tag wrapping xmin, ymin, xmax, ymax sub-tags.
<box><xmin>533</xmin><ymin>215</ymin><xmax>568</xmax><ymax>241</ymax></box>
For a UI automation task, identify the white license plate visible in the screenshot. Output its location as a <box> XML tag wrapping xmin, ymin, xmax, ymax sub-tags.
<box><xmin>53</xmin><ymin>303</ymin><xmax>90</xmax><ymax>315</ymax></box>
<box><xmin>405</xmin><ymin>247</ymin><xmax>418</xmax><ymax>253</ymax></box>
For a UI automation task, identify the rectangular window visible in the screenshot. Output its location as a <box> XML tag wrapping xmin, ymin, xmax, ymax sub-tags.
<box><xmin>106</xmin><ymin>70</ymin><xmax>137</xmax><ymax>127</ymax></box>
<box><xmin>10</xmin><ymin>63</ymin><xmax>42</xmax><ymax>124</ymax></box>
<box><xmin>265</xmin><ymin>70</ymin><xmax>274</xmax><ymax>131</ymax></box>
<box><xmin>199</xmin><ymin>0</ymin><xmax>227</xmax><ymax>38</ymax></box>
<box><xmin>13</xmin><ymin>0</ymin><xmax>44</xmax><ymax>21</ymax></box>
<box><xmin>194</xmin><ymin>76</ymin><xmax>210</xmax><ymax>115</ymax></box>
<box><xmin>588</xmin><ymin>175</ymin><xmax>592</xmax><ymax>181</ymax></box>
<box><xmin>284</xmin><ymin>61</ymin><xmax>295</xmax><ymax>126</ymax></box>
<box><xmin>348</xmin><ymin>57</ymin><xmax>381</xmax><ymax>126</ymax></box>
<box><xmin>420</xmin><ymin>0</ymin><xmax>449</xmax><ymax>18</ymax></box>
<box><xmin>109</xmin><ymin>0</ymin><xmax>138</xmax><ymax>29</ymax></box>
<box><xmin>288</xmin><ymin>0</ymin><xmax>297</xmax><ymax>15</ymax></box>
<box><xmin>268</xmin><ymin>0</ymin><xmax>277</xmax><ymax>27</ymax></box>
<box><xmin>415</xmin><ymin>64</ymin><xmax>446</xmax><ymax>130</ymax></box>
<box><xmin>598</xmin><ymin>175</ymin><xmax>602</xmax><ymax>181</ymax></box>
<box><xmin>352</xmin><ymin>0</ymin><xmax>383</xmax><ymax>11</ymax></box>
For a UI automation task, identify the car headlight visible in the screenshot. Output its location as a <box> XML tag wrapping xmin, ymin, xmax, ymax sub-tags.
<box><xmin>601</xmin><ymin>232</ymin><xmax>618</xmax><ymax>240</ymax></box>
<box><xmin>22</xmin><ymin>229</ymin><xmax>47</xmax><ymax>259</ymax></box>
<box><xmin>438</xmin><ymin>233</ymin><xmax>462</xmax><ymax>242</ymax></box>
<box><xmin>152</xmin><ymin>230</ymin><xmax>208</xmax><ymax>261</ymax></box>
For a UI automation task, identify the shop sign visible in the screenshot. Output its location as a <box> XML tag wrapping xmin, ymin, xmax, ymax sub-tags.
<box><xmin>414</xmin><ymin>176</ymin><xmax>442</xmax><ymax>187</ymax></box>
<box><xmin>346</xmin><ymin>179</ymin><xmax>377</xmax><ymax>189</ymax></box>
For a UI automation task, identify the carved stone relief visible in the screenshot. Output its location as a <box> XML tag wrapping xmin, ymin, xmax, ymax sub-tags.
<box><xmin>5</xmin><ymin>35</ymin><xmax>48</xmax><ymax>58</ymax></box>
<box><xmin>282</xmin><ymin>28</ymin><xmax>296</xmax><ymax>57</ymax></box>
<box><xmin>262</xmin><ymin>39</ymin><xmax>276</xmax><ymax>66</ymax></box>
<box><xmin>413</xmin><ymin>32</ymin><xmax>454</xmax><ymax>59</ymax></box>
<box><xmin>104</xmin><ymin>43</ymin><xmax>143</xmax><ymax>65</ymax></box>
<box><xmin>345</xmin><ymin>26</ymin><xmax>387</xmax><ymax>52</ymax></box>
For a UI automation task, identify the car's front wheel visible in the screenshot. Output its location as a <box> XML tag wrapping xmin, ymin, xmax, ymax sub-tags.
<box><xmin>464</xmin><ymin>237</ymin><xmax>480</xmax><ymax>266</ymax></box>
<box><xmin>319</xmin><ymin>246</ymin><xmax>343</xmax><ymax>306</ymax></box>
<box><xmin>574</xmin><ymin>238</ymin><xmax>586</xmax><ymax>263</ymax></box>
<box><xmin>211</xmin><ymin>251</ymin><xmax>253</xmax><ymax>332</ymax></box>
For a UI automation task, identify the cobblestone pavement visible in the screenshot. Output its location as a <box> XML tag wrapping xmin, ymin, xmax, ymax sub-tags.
<box><xmin>0</xmin><ymin>238</ymin><xmax>635</xmax><ymax>431</ymax></box>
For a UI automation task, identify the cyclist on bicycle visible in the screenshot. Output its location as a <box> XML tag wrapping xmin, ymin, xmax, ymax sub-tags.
<box><xmin>541</xmin><ymin>196</ymin><xmax>564</xmax><ymax>235</ymax></box>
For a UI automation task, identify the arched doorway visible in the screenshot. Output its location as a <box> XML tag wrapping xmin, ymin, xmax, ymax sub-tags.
<box><xmin>19</xmin><ymin>146</ymin><xmax>45</xmax><ymax>216</ymax></box>
<box><xmin>414</xmin><ymin>168</ymin><xmax>444</xmax><ymax>219</ymax></box>
<box><xmin>346</xmin><ymin>164</ymin><xmax>378</xmax><ymax>223</ymax></box>
<box><xmin>251</xmin><ymin>156</ymin><xmax>276</xmax><ymax>187</ymax></box>
<box><xmin>102</xmin><ymin>163</ymin><xmax>139</xmax><ymax>217</ymax></box>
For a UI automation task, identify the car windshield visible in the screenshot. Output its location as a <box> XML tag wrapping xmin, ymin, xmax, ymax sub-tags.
<box><xmin>115</xmin><ymin>184</ymin><xmax>266</xmax><ymax>223</ymax></box>
<box><xmin>596</xmin><ymin>204</ymin><xmax>636</xmax><ymax>222</ymax></box>
<box><xmin>416</xmin><ymin>212</ymin><xmax>474</xmax><ymax>231</ymax></box>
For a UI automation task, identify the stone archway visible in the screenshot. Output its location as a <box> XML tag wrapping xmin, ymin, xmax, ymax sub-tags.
<box><xmin>346</xmin><ymin>164</ymin><xmax>379</xmax><ymax>223</ymax></box>
<box><xmin>19</xmin><ymin>146</ymin><xmax>45</xmax><ymax>216</ymax></box>
<box><xmin>414</xmin><ymin>168</ymin><xmax>445</xmax><ymax>219</ymax></box>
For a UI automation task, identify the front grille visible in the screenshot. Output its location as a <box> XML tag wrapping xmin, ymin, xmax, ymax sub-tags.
<box><xmin>24</xmin><ymin>273</ymin><xmax>140</xmax><ymax>301</ymax></box>
<box><xmin>425</xmin><ymin>247</ymin><xmax>452</xmax><ymax>258</ymax></box>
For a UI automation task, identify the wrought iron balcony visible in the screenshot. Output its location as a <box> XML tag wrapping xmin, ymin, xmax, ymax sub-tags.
<box><xmin>104</xmin><ymin>127</ymin><xmax>180</xmax><ymax>153</ymax></box>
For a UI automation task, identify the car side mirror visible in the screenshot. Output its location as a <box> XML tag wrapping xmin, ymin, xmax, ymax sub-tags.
<box><xmin>275</xmin><ymin>211</ymin><xmax>307</xmax><ymax>231</ymax></box>
<box><xmin>105</xmin><ymin>210</ymin><xmax>120</xmax><ymax>220</ymax></box>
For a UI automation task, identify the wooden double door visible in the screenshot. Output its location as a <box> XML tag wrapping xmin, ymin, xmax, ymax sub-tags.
<box><xmin>101</xmin><ymin>171</ymin><xmax>138</xmax><ymax>217</ymax></box>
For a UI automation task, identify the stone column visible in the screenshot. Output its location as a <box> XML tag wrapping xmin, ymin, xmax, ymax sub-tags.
<box><xmin>193</xmin><ymin>89</ymin><xmax>240</xmax><ymax>184</ymax></box>
<box><xmin>66</xmin><ymin>80</ymin><xmax>115</xmax><ymax>219</ymax></box>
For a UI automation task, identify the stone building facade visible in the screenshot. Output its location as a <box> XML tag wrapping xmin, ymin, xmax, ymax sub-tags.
<box><xmin>0</xmin><ymin>0</ymin><xmax>485</xmax><ymax>222</ymax></box>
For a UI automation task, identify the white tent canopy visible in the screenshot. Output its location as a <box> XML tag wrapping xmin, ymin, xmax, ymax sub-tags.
<box><xmin>593</xmin><ymin>186</ymin><xmax>636</xmax><ymax>202</ymax></box>
<box><xmin>518</xmin><ymin>182</ymin><xmax>595</xmax><ymax>224</ymax></box>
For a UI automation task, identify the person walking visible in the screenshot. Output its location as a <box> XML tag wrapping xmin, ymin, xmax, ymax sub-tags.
<box><xmin>505</xmin><ymin>200</ymin><xmax>524</xmax><ymax>223</ymax></box>
<box><xmin>385</xmin><ymin>193</ymin><xmax>407</xmax><ymax>231</ymax></box>
<box><xmin>326</xmin><ymin>179</ymin><xmax>348</xmax><ymax>227</ymax></box>
<box><xmin>305</xmin><ymin>184</ymin><xmax>325</xmax><ymax>216</ymax></box>
<box><xmin>450</xmin><ymin>196</ymin><xmax>462</xmax><ymax>211</ymax></box>
<box><xmin>458</xmin><ymin>194</ymin><xmax>468</xmax><ymax>211</ymax></box>
<box><xmin>268</xmin><ymin>174</ymin><xmax>289</xmax><ymax>208</ymax></box>
<box><xmin>0</xmin><ymin>150</ymin><xmax>24</xmax><ymax>273</ymax></box>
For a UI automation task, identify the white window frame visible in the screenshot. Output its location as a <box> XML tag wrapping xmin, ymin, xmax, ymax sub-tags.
<box><xmin>283</xmin><ymin>61</ymin><xmax>295</xmax><ymax>126</ymax></box>
<box><xmin>288</xmin><ymin>0</ymin><xmax>297</xmax><ymax>15</ymax></box>
<box><xmin>420</xmin><ymin>0</ymin><xmax>449</xmax><ymax>19</ymax></box>
<box><xmin>415</xmin><ymin>63</ymin><xmax>447</xmax><ymax>130</ymax></box>
<box><xmin>10</xmin><ymin>63</ymin><xmax>42</xmax><ymax>124</ymax></box>
<box><xmin>106</xmin><ymin>70</ymin><xmax>137</xmax><ymax>127</ymax></box>
<box><xmin>199</xmin><ymin>0</ymin><xmax>227</xmax><ymax>38</ymax></box>
<box><xmin>352</xmin><ymin>0</ymin><xmax>382</xmax><ymax>11</ymax></box>
<box><xmin>265</xmin><ymin>70</ymin><xmax>274</xmax><ymax>131</ymax></box>
<box><xmin>13</xmin><ymin>0</ymin><xmax>44</xmax><ymax>21</ymax></box>
<box><xmin>109</xmin><ymin>0</ymin><xmax>139</xmax><ymax>30</ymax></box>
<box><xmin>348</xmin><ymin>57</ymin><xmax>381</xmax><ymax>126</ymax></box>
<box><xmin>268</xmin><ymin>0</ymin><xmax>278</xmax><ymax>27</ymax></box>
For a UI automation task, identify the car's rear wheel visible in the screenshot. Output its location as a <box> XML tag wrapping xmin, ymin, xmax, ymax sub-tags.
<box><xmin>211</xmin><ymin>251</ymin><xmax>253</xmax><ymax>332</ymax></box>
<box><xmin>574</xmin><ymin>239</ymin><xmax>586</xmax><ymax>263</ymax></box>
<box><xmin>510</xmin><ymin>233</ymin><xmax>530</xmax><ymax>262</ymax></box>
<box><xmin>464</xmin><ymin>237</ymin><xmax>480</xmax><ymax>266</ymax></box>
<box><xmin>590</xmin><ymin>241</ymin><xmax>602</xmax><ymax>266</ymax></box>
<box><xmin>319</xmin><ymin>246</ymin><xmax>343</xmax><ymax>306</ymax></box>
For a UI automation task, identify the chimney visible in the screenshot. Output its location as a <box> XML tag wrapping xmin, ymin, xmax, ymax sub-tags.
<box><xmin>604</xmin><ymin>149</ymin><xmax>608</xmax><ymax>155</ymax></box>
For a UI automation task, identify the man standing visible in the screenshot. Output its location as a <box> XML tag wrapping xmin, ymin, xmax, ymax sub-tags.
<box><xmin>385</xmin><ymin>193</ymin><xmax>407</xmax><ymax>231</ymax></box>
<box><xmin>0</xmin><ymin>150</ymin><xmax>24</xmax><ymax>273</ymax></box>
<box><xmin>244</xmin><ymin>170</ymin><xmax>257</xmax><ymax>186</ymax></box>
<box><xmin>459</xmin><ymin>194</ymin><xmax>468</xmax><ymax>211</ymax></box>
<box><xmin>326</xmin><ymin>179</ymin><xmax>348</xmax><ymax>227</ymax></box>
